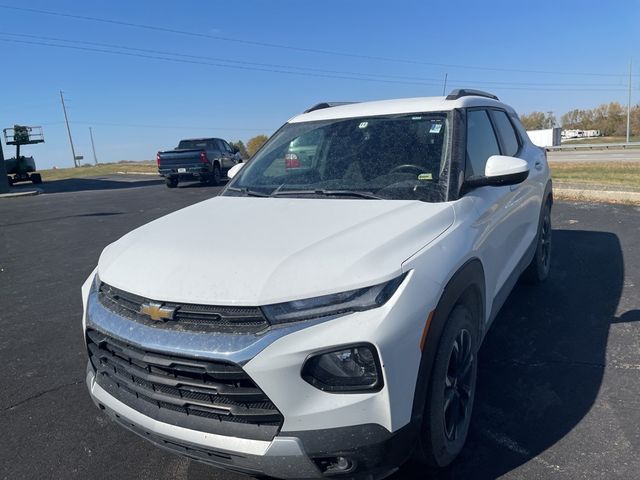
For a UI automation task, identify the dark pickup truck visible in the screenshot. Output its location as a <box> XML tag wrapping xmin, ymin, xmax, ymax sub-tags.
<box><xmin>157</xmin><ymin>138</ymin><xmax>242</xmax><ymax>188</ymax></box>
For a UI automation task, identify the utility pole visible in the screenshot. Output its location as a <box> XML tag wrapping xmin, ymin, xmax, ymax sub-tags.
<box><xmin>0</xmin><ymin>135</ymin><xmax>9</xmax><ymax>193</ymax></box>
<box><xmin>89</xmin><ymin>127</ymin><xmax>98</xmax><ymax>164</ymax></box>
<box><xmin>626</xmin><ymin>59</ymin><xmax>632</xmax><ymax>143</ymax></box>
<box><xmin>60</xmin><ymin>90</ymin><xmax>78</xmax><ymax>167</ymax></box>
<box><xmin>442</xmin><ymin>73</ymin><xmax>448</xmax><ymax>96</ymax></box>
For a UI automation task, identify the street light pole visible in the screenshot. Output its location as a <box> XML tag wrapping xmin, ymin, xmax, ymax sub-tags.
<box><xmin>0</xmin><ymin>134</ymin><xmax>9</xmax><ymax>194</ymax></box>
<box><xmin>60</xmin><ymin>90</ymin><xmax>78</xmax><ymax>167</ymax></box>
<box><xmin>626</xmin><ymin>59</ymin><xmax>632</xmax><ymax>144</ymax></box>
<box><xmin>89</xmin><ymin>127</ymin><xmax>98</xmax><ymax>164</ymax></box>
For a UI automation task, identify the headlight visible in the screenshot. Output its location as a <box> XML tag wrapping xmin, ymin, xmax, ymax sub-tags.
<box><xmin>93</xmin><ymin>272</ymin><xmax>101</xmax><ymax>291</ymax></box>
<box><xmin>301</xmin><ymin>344</ymin><xmax>383</xmax><ymax>392</ymax></box>
<box><xmin>261</xmin><ymin>273</ymin><xmax>406</xmax><ymax>324</ymax></box>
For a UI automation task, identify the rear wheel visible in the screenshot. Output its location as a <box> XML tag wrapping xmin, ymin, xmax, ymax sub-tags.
<box><xmin>7</xmin><ymin>176</ymin><xmax>13</xmax><ymax>186</ymax></box>
<box><xmin>165</xmin><ymin>176</ymin><xmax>178</xmax><ymax>188</ymax></box>
<box><xmin>523</xmin><ymin>201</ymin><xmax>552</xmax><ymax>283</ymax></box>
<box><xmin>415</xmin><ymin>304</ymin><xmax>477</xmax><ymax>467</ymax></box>
<box><xmin>210</xmin><ymin>164</ymin><xmax>222</xmax><ymax>186</ymax></box>
<box><xmin>31</xmin><ymin>173</ymin><xmax>42</xmax><ymax>184</ymax></box>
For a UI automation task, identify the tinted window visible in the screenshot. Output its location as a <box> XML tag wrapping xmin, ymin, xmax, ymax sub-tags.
<box><xmin>218</xmin><ymin>139</ymin><xmax>232</xmax><ymax>153</ymax></box>
<box><xmin>466</xmin><ymin>110</ymin><xmax>500</xmax><ymax>177</ymax></box>
<box><xmin>492</xmin><ymin>110</ymin><xmax>519</xmax><ymax>157</ymax></box>
<box><xmin>178</xmin><ymin>140</ymin><xmax>208</xmax><ymax>149</ymax></box>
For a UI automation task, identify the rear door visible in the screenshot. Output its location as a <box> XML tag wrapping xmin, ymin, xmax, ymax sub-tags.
<box><xmin>216</xmin><ymin>139</ymin><xmax>236</xmax><ymax>171</ymax></box>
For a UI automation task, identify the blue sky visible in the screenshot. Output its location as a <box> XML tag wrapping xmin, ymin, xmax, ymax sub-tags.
<box><xmin>0</xmin><ymin>0</ymin><xmax>638</xmax><ymax>169</ymax></box>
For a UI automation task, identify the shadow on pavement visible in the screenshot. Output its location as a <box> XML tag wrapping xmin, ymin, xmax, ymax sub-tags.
<box><xmin>394</xmin><ymin>229</ymin><xmax>636</xmax><ymax>479</ymax></box>
<box><xmin>29</xmin><ymin>176</ymin><xmax>165</xmax><ymax>194</ymax></box>
<box><xmin>8</xmin><ymin>176</ymin><xmax>229</xmax><ymax>194</ymax></box>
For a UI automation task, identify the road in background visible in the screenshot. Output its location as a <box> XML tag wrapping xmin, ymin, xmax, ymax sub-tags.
<box><xmin>548</xmin><ymin>148</ymin><xmax>640</xmax><ymax>162</ymax></box>
<box><xmin>1</xmin><ymin>176</ymin><xmax>639</xmax><ymax>479</ymax></box>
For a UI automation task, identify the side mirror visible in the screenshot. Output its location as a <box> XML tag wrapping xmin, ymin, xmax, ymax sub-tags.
<box><xmin>465</xmin><ymin>155</ymin><xmax>529</xmax><ymax>189</ymax></box>
<box><xmin>227</xmin><ymin>162</ymin><xmax>245</xmax><ymax>179</ymax></box>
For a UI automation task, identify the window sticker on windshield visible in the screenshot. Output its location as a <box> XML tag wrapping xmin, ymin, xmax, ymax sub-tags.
<box><xmin>418</xmin><ymin>173</ymin><xmax>433</xmax><ymax>180</ymax></box>
<box><xmin>358</xmin><ymin>122</ymin><xmax>368</xmax><ymax>129</ymax></box>
<box><xmin>429</xmin><ymin>123</ymin><xmax>442</xmax><ymax>134</ymax></box>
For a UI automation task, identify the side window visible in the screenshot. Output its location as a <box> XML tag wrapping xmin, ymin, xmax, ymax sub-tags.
<box><xmin>491</xmin><ymin>110</ymin><xmax>520</xmax><ymax>157</ymax></box>
<box><xmin>221</xmin><ymin>140</ymin><xmax>233</xmax><ymax>153</ymax></box>
<box><xmin>214</xmin><ymin>139</ymin><xmax>227</xmax><ymax>154</ymax></box>
<box><xmin>207</xmin><ymin>140</ymin><xmax>220</xmax><ymax>154</ymax></box>
<box><xmin>466</xmin><ymin>109</ymin><xmax>500</xmax><ymax>177</ymax></box>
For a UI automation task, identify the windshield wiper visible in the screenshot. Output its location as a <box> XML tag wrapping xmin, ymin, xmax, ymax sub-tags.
<box><xmin>271</xmin><ymin>189</ymin><xmax>382</xmax><ymax>200</ymax></box>
<box><xmin>227</xmin><ymin>187</ymin><xmax>270</xmax><ymax>197</ymax></box>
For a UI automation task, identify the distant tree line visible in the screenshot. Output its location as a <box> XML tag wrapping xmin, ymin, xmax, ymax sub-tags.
<box><xmin>520</xmin><ymin>102</ymin><xmax>640</xmax><ymax>136</ymax></box>
<box><xmin>230</xmin><ymin>135</ymin><xmax>269</xmax><ymax>160</ymax></box>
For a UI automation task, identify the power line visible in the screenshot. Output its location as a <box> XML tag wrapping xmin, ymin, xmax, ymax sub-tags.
<box><xmin>0</xmin><ymin>4</ymin><xmax>630</xmax><ymax>78</ymax></box>
<box><xmin>0</xmin><ymin>37</ymin><xmax>634</xmax><ymax>93</ymax></box>
<box><xmin>40</xmin><ymin>120</ymin><xmax>270</xmax><ymax>131</ymax></box>
<box><xmin>0</xmin><ymin>31</ymin><xmax>630</xmax><ymax>89</ymax></box>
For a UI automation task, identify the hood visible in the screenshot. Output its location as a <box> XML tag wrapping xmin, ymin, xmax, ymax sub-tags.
<box><xmin>98</xmin><ymin>196</ymin><xmax>454</xmax><ymax>306</ymax></box>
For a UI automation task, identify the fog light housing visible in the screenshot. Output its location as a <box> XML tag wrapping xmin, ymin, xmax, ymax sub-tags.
<box><xmin>301</xmin><ymin>344</ymin><xmax>383</xmax><ymax>393</ymax></box>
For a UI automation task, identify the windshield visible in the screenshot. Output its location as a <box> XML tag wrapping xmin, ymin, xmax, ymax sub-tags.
<box><xmin>225</xmin><ymin>112</ymin><xmax>451</xmax><ymax>202</ymax></box>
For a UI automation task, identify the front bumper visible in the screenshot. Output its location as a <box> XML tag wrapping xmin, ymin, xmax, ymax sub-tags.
<box><xmin>82</xmin><ymin>267</ymin><xmax>441</xmax><ymax>478</ymax></box>
<box><xmin>87</xmin><ymin>367</ymin><xmax>408</xmax><ymax>479</ymax></box>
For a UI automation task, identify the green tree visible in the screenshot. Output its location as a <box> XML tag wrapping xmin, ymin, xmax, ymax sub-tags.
<box><xmin>231</xmin><ymin>140</ymin><xmax>249</xmax><ymax>159</ymax></box>
<box><xmin>246</xmin><ymin>135</ymin><xmax>269</xmax><ymax>157</ymax></box>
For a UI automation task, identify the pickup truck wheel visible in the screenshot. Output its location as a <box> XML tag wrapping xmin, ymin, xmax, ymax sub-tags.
<box><xmin>210</xmin><ymin>164</ymin><xmax>221</xmax><ymax>186</ymax></box>
<box><xmin>415</xmin><ymin>304</ymin><xmax>477</xmax><ymax>467</ymax></box>
<box><xmin>523</xmin><ymin>201</ymin><xmax>552</xmax><ymax>284</ymax></box>
<box><xmin>165</xmin><ymin>177</ymin><xmax>178</xmax><ymax>188</ymax></box>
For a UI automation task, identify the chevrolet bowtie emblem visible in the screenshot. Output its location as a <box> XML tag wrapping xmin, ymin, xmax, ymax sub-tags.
<box><xmin>139</xmin><ymin>302</ymin><xmax>175</xmax><ymax>321</ymax></box>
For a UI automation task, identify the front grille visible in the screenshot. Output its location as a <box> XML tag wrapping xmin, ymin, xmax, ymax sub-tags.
<box><xmin>97</xmin><ymin>282</ymin><xmax>270</xmax><ymax>333</ymax></box>
<box><xmin>87</xmin><ymin>329</ymin><xmax>283</xmax><ymax>441</ymax></box>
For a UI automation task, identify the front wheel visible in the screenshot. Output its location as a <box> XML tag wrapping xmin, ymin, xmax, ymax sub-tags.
<box><xmin>31</xmin><ymin>173</ymin><xmax>42</xmax><ymax>184</ymax></box>
<box><xmin>415</xmin><ymin>304</ymin><xmax>478</xmax><ymax>467</ymax></box>
<box><xmin>523</xmin><ymin>201</ymin><xmax>552</xmax><ymax>283</ymax></box>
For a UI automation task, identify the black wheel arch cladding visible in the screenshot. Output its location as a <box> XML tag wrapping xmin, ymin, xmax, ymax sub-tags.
<box><xmin>410</xmin><ymin>259</ymin><xmax>485</xmax><ymax>434</ymax></box>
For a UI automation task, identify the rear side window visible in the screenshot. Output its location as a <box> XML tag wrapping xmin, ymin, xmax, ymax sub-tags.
<box><xmin>466</xmin><ymin>110</ymin><xmax>500</xmax><ymax>177</ymax></box>
<box><xmin>491</xmin><ymin>110</ymin><xmax>520</xmax><ymax>157</ymax></box>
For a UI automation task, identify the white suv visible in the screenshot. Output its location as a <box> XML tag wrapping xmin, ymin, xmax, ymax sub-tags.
<box><xmin>82</xmin><ymin>90</ymin><xmax>552</xmax><ymax>479</ymax></box>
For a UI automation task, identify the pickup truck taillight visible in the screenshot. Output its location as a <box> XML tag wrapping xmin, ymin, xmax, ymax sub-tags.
<box><xmin>200</xmin><ymin>152</ymin><xmax>208</xmax><ymax>163</ymax></box>
<box><xmin>156</xmin><ymin>152</ymin><xmax>160</xmax><ymax>167</ymax></box>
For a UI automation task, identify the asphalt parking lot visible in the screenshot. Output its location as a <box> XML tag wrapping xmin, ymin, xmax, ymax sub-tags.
<box><xmin>1</xmin><ymin>175</ymin><xmax>639</xmax><ymax>480</ymax></box>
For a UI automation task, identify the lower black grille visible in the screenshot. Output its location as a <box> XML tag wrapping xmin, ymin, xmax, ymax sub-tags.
<box><xmin>97</xmin><ymin>282</ymin><xmax>270</xmax><ymax>333</ymax></box>
<box><xmin>87</xmin><ymin>329</ymin><xmax>283</xmax><ymax>441</ymax></box>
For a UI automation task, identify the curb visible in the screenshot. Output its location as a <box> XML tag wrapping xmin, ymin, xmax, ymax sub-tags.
<box><xmin>0</xmin><ymin>188</ymin><xmax>42</xmax><ymax>199</ymax></box>
<box><xmin>554</xmin><ymin>187</ymin><xmax>640</xmax><ymax>206</ymax></box>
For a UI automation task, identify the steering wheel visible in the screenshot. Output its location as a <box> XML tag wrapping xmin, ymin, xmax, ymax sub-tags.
<box><xmin>389</xmin><ymin>164</ymin><xmax>427</xmax><ymax>175</ymax></box>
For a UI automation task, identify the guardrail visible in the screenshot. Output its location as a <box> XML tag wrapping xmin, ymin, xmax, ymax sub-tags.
<box><xmin>547</xmin><ymin>142</ymin><xmax>640</xmax><ymax>151</ymax></box>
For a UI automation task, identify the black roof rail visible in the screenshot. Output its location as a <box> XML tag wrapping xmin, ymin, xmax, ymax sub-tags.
<box><xmin>445</xmin><ymin>89</ymin><xmax>499</xmax><ymax>101</ymax></box>
<box><xmin>304</xmin><ymin>102</ymin><xmax>358</xmax><ymax>113</ymax></box>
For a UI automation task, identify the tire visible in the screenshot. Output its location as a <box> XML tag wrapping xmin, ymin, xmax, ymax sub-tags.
<box><xmin>523</xmin><ymin>201</ymin><xmax>552</xmax><ymax>284</ymax></box>
<box><xmin>165</xmin><ymin>177</ymin><xmax>178</xmax><ymax>188</ymax></box>
<box><xmin>31</xmin><ymin>173</ymin><xmax>42</xmax><ymax>184</ymax></box>
<box><xmin>7</xmin><ymin>176</ymin><xmax>13</xmax><ymax>186</ymax></box>
<box><xmin>210</xmin><ymin>163</ymin><xmax>221</xmax><ymax>186</ymax></box>
<box><xmin>415</xmin><ymin>304</ymin><xmax>478</xmax><ymax>467</ymax></box>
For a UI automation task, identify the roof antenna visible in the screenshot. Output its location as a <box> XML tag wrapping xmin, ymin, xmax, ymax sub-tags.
<box><xmin>442</xmin><ymin>73</ymin><xmax>448</xmax><ymax>96</ymax></box>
